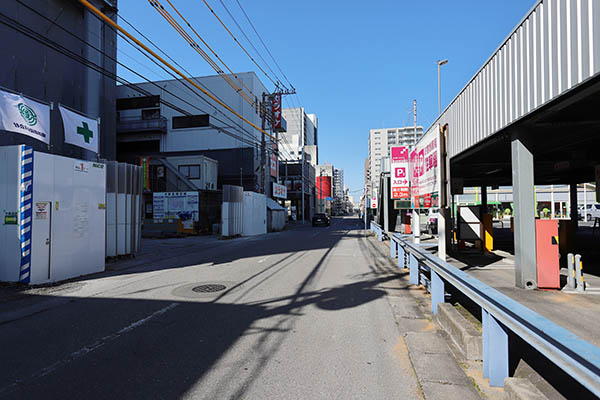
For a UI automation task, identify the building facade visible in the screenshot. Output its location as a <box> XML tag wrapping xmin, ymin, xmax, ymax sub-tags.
<box><xmin>281</xmin><ymin>108</ymin><xmax>318</xmax><ymax>162</ymax></box>
<box><xmin>367</xmin><ymin>126</ymin><xmax>423</xmax><ymax>194</ymax></box>
<box><xmin>333</xmin><ymin>168</ymin><xmax>344</xmax><ymax>215</ymax></box>
<box><xmin>115</xmin><ymin>72</ymin><xmax>272</xmax><ymax>192</ymax></box>
<box><xmin>0</xmin><ymin>0</ymin><xmax>118</xmax><ymax>160</ymax></box>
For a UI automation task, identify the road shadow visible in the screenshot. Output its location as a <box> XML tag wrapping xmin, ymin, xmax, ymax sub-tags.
<box><xmin>0</xmin><ymin>241</ymin><xmax>403</xmax><ymax>399</ymax></box>
<box><xmin>0</xmin><ymin>218</ymin><xmax>368</xmax><ymax>306</ymax></box>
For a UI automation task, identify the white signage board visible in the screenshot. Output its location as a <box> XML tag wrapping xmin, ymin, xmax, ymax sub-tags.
<box><xmin>410</xmin><ymin>126</ymin><xmax>441</xmax><ymax>209</ymax></box>
<box><xmin>0</xmin><ymin>89</ymin><xmax>50</xmax><ymax>144</ymax></box>
<box><xmin>153</xmin><ymin>192</ymin><xmax>199</xmax><ymax>221</ymax></box>
<box><xmin>59</xmin><ymin>105</ymin><xmax>99</xmax><ymax>153</ymax></box>
<box><xmin>390</xmin><ymin>146</ymin><xmax>410</xmax><ymax>203</ymax></box>
<box><xmin>371</xmin><ymin>188</ymin><xmax>378</xmax><ymax>209</ymax></box>
<box><xmin>273</xmin><ymin>182</ymin><xmax>287</xmax><ymax>199</ymax></box>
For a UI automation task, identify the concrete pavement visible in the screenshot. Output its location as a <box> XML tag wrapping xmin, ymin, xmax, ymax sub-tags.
<box><xmin>0</xmin><ymin>217</ymin><xmax>447</xmax><ymax>399</ymax></box>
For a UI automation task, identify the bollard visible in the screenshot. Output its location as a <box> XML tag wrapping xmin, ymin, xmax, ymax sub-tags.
<box><xmin>575</xmin><ymin>254</ymin><xmax>585</xmax><ymax>292</ymax></box>
<box><xmin>567</xmin><ymin>253</ymin><xmax>576</xmax><ymax>289</ymax></box>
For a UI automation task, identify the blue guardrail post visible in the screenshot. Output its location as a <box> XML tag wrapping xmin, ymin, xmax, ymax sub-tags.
<box><xmin>398</xmin><ymin>245</ymin><xmax>405</xmax><ymax>268</ymax></box>
<box><xmin>390</xmin><ymin>241</ymin><xmax>397</xmax><ymax>258</ymax></box>
<box><xmin>409</xmin><ymin>253</ymin><xmax>419</xmax><ymax>285</ymax></box>
<box><xmin>483</xmin><ymin>310</ymin><xmax>509</xmax><ymax>386</ymax></box>
<box><xmin>431</xmin><ymin>270</ymin><xmax>444</xmax><ymax>314</ymax></box>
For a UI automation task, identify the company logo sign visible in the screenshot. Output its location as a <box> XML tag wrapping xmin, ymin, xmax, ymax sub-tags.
<box><xmin>17</xmin><ymin>103</ymin><xmax>37</xmax><ymax>126</ymax></box>
<box><xmin>394</xmin><ymin>167</ymin><xmax>406</xmax><ymax>178</ymax></box>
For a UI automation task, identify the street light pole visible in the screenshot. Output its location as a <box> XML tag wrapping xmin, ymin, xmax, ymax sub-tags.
<box><xmin>437</xmin><ymin>59</ymin><xmax>448</xmax><ymax>116</ymax></box>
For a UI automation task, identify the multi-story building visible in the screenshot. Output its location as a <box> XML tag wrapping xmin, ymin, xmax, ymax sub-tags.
<box><xmin>0</xmin><ymin>0</ymin><xmax>118</xmax><ymax>160</ymax></box>
<box><xmin>115</xmin><ymin>72</ymin><xmax>273</xmax><ymax>193</ymax></box>
<box><xmin>281</xmin><ymin>108</ymin><xmax>318</xmax><ymax>163</ymax></box>
<box><xmin>333</xmin><ymin>168</ymin><xmax>344</xmax><ymax>215</ymax></box>
<box><xmin>280</xmin><ymin>159</ymin><xmax>315</xmax><ymax>222</ymax></box>
<box><xmin>316</xmin><ymin>163</ymin><xmax>334</xmax><ymax>215</ymax></box>
<box><xmin>367</xmin><ymin>126</ymin><xmax>423</xmax><ymax>194</ymax></box>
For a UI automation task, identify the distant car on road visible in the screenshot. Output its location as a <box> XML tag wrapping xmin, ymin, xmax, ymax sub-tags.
<box><xmin>579</xmin><ymin>204</ymin><xmax>600</xmax><ymax>220</ymax></box>
<box><xmin>312</xmin><ymin>213</ymin><xmax>330</xmax><ymax>227</ymax></box>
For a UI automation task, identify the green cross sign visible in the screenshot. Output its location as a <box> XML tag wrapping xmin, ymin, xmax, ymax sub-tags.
<box><xmin>77</xmin><ymin>122</ymin><xmax>94</xmax><ymax>143</ymax></box>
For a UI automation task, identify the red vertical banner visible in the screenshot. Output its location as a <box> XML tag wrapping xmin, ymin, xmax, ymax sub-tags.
<box><xmin>270</xmin><ymin>142</ymin><xmax>278</xmax><ymax>177</ymax></box>
<box><xmin>271</xmin><ymin>94</ymin><xmax>282</xmax><ymax>131</ymax></box>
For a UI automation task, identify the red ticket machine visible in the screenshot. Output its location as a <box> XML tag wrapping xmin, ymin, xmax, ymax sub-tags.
<box><xmin>535</xmin><ymin>219</ymin><xmax>560</xmax><ymax>289</ymax></box>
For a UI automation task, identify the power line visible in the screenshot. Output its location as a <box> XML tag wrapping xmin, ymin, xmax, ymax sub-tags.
<box><xmin>200</xmin><ymin>0</ymin><xmax>280</xmax><ymax>89</ymax></box>
<box><xmin>79</xmin><ymin>0</ymin><xmax>274</xmax><ymax>140</ymax></box>
<box><xmin>115</xmin><ymin>11</ymin><xmax>262</xmax><ymax>147</ymax></box>
<box><xmin>148</xmin><ymin>0</ymin><xmax>258</xmax><ymax>109</ymax></box>
<box><xmin>3</xmin><ymin>4</ymin><xmax>263</xmax><ymax>151</ymax></box>
<box><xmin>214</xmin><ymin>0</ymin><xmax>286</xmax><ymax>91</ymax></box>
<box><xmin>233</xmin><ymin>0</ymin><xmax>294</xmax><ymax>90</ymax></box>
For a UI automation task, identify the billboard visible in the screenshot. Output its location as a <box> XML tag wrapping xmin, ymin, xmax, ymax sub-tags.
<box><xmin>153</xmin><ymin>192</ymin><xmax>199</xmax><ymax>222</ymax></box>
<box><xmin>317</xmin><ymin>176</ymin><xmax>332</xmax><ymax>199</ymax></box>
<box><xmin>410</xmin><ymin>126</ymin><xmax>440</xmax><ymax>209</ymax></box>
<box><xmin>390</xmin><ymin>146</ymin><xmax>410</xmax><ymax>203</ymax></box>
<box><xmin>273</xmin><ymin>182</ymin><xmax>287</xmax><ymax>199</ymax></box>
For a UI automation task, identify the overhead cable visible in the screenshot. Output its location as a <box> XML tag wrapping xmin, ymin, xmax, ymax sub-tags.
<box><xmin>78</xmin><ymin>0</ymin><xmax>275</xmax><ymax>140</ymax></box>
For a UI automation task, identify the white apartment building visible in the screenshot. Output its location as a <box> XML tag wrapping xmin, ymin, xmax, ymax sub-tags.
<box><xmin>333</xmin><ymin>168</ymin><xmax>344</xmax><ymax>215</ymax></box>
<box><xmin>281</xmin><ymin>108</ymin><xmax>318</xmax><ymax>163</ymax></box>
<box><xmin>367</xmin><ymin>126</ymin><xmax>423</xmax><ymax>193</ymax></box>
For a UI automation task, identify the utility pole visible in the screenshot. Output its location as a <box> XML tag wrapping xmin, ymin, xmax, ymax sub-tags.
<box><xmin>301</xmin><ymin>147</ymin><xmax>305</xmax><ymax>224</ymax></box>
<box><xmin>260</xmin><ymin>92</ymin><xmax>266</xmax><ymax>194</ymax></box>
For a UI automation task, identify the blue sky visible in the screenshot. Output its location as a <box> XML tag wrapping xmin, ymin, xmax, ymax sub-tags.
<box><xmin>117</xmin><ymin>0</ymin><xmax>538</xmax><ymax>195</ymax></box>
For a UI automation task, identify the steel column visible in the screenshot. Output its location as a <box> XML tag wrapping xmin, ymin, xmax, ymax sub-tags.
<box><xmin>390</xmin><ymin>240</ymin><xmax>397</xmax><ymax>258</ymax></box>
<box><xmin>570</xmin><ymin>183</ymin><xmax>579</xmax><ymax>230</ymax></box>
<box><xmin>511</xmin><ymin>137</ymin><xmax>537</xmax><ymax>289</ymax></box>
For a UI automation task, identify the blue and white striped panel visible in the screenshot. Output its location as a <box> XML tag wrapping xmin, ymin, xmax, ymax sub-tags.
<box><xmin>19</xmin><ymin>145</ymin><xmax>34</xmax><ymax>283</ymax></box>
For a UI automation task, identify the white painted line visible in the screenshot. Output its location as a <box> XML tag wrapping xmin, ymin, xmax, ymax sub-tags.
<box><xmin>258</xmin><ymin>256</ymin><xmax>270</xmax><ymax>264</ymax></box>
<box><xmin>0</xmin><ymin>303</ymin><xmax>179</xmax><ymax>395</ymax></box>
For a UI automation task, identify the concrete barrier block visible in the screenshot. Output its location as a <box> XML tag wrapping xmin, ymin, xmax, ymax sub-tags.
<box><xmin>504</xmin><ymin>377</ymin><xmax>547</xmax><ymax>400</ymax></box>
<box><xmin>435</xmin><ymin>303</ymin><xmax>482</xmax><ymax>361</ymax></box>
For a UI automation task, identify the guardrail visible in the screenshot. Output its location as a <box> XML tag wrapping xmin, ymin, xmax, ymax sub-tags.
<box><xmin>389</xmin><ymin>233</ymin><xmax>600</xmax><ymax>395</ymax></box>
<box><xmin>370</xmin><ymin>221</ymin><xmax>385</xmax><ymax>241</ymax></box>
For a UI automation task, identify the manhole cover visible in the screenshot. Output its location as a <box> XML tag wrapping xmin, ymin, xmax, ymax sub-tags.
<box><xmin>192</xmin><ymin>284</ymin><xmax>227</xmax><ymax>293</ymax></box>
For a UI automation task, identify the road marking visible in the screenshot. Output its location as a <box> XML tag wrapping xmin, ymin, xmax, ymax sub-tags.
<box><xmin>258</xmin><ymin>256</ymin><xmax>270</xmax><ymax>263</ymax></box>
<box><xmin>0</xmin><ymin>302</ymin><xmax>179</xmax><ymax>395</ymax></box>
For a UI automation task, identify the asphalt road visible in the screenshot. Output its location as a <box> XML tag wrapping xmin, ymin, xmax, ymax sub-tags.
<box><xmin>0</xmin><ymin>217</ymin><xmax>421</xmax><ymax>399</ymax></box>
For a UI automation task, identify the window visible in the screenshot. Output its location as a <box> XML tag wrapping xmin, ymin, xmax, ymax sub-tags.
<box><xmin>172</xmin><ymin>114</ymin><xmax>210</xmax><ymax>129</ymax></box>
<box><xmin>178</xmin><ymin>164</ymin><xmax>201</xmax><ymax>179</ymax></box>
<box><xmin>142</xmin><ymin>108</ymin><xmax>160</xmax><ymax>120</ymax></box>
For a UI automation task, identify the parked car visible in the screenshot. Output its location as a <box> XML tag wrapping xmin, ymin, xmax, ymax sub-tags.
<box><xmin>312</xmin><ymin>213</ymin><xmax>330</xmax><ymax>227</ymax></box>
<box><xmin>579</xmin><ymin>204</ymin><xmax>600</xmax><ymax>221</ymax></box>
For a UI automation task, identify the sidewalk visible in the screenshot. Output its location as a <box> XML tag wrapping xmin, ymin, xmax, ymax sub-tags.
<box><xmin>405</xmin><ymin>233</ymin><xmax>600</xmax><ymax>348</ymax></box>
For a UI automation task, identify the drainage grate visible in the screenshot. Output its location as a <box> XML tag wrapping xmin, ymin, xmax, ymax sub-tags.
<box><xmin>192</xmin><ymin>284</ymin><xmax>227</xmax><ymax>293</ymax></box>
